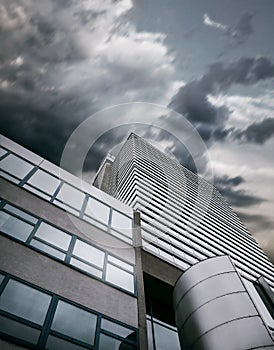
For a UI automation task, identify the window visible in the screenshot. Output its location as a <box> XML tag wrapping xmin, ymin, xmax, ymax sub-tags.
<box><xmin>0</xmin><ymin>154</ymin><xmax>33</xmax><ymax>183</ymax></box>
<box><xmin>51</xmin><ymin>300</ymin><xmax>97</xmax><ymax>345</ymax></box>
<box><xmin>0</xmin><ymin>211</ymin><xmax>34</xmax><ymax>242</ymax></box>
<box><xmin>106</xmin><ymin>264</ymin><xmax>134</xmax><ymax>293</ymax></box>
<box><xmin>0</xmin><ymin>150</ymin><xmax>134</xmax><ymax>245</ymax></box>
<box><xmin>0</xmin><ymin>274</ymin><xmax>139</xmax><ymax>349</ymax></box>
<box><xmin>34</xmin><ymin>222</ymin><xmax>71</xmax><ymax>251</ymax></box>
<box><xmin>111</xmin><ymin>210</ymin><xmax>132</xmax><ymax>237</ymax></box>
<box><xmin>25</xmin><ymin>169</ymin><xmax>61</xmax><ymax>197</ymax></box>
<box><xmin>85</xmin><ymin>197</ymin><xmax>110</xmax><ymax>225</ymax></box>
<box><xmin>0</xmin><ymin>201</ymin><xmax>136</xmax><ymax>294</ymax></box>
<box><xmin>0</xmin><ymin>279</ymin><xmax>51</xmax><ymax>325</ymax></box>
<box><xmin>144</xmin><ymin>274</ymin><xmax>180</xmax><ymax>350</ymax></box>
<box><xmin>55</xmin><ymin>183</ymin><xmax>85</xmax><ymax>211</ymax></box>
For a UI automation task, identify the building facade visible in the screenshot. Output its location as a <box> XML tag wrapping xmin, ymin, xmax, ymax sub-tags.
<box><xmin>0</xmin><ymin>133</ymin><xmax>274</xmax><ymax>349</ymax></box>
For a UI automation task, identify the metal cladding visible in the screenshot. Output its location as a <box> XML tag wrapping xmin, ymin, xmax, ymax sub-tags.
<box><xmin>173</xmin><ymin>255</ymin><xmax>274</xmax><ymax>350</ymax></box>
<box><xmin>96</xmin><ymin>133</ymin><xmax>274</xmax><ymax>289</ymax></box>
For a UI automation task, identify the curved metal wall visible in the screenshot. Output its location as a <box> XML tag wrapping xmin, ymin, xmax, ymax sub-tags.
<box><xmin>173</xmin><ymin>255</ymin><xmax>273</xmax><ymax>350</ymax></box>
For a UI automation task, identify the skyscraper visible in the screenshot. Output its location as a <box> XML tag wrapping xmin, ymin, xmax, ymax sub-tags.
<box><xmin>94</xmin><ymin>132</ymin><xmax>274</xmax><ymax>349</ymax></box>
<box><xmin>0</xmin><ymin>133</ymin><xmax>274</xmax><ymax>350</ymax></box>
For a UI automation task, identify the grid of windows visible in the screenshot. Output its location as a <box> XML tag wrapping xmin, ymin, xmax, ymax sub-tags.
<box><xmin>0</xmin><ymin>147</ymin><xmax>133</xmax><ymax>244</ymax></box>
<box><xmin>0</xmin><ymin>273</ymin><xmax>138</xmax><ymax>349</ymax></box>
<box><xmin>0</xmin><ymin>200</ymin><xmax>135</xmax><ymax>294</ymax></box>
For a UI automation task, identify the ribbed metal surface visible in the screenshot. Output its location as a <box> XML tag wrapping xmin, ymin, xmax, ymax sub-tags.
<box><xmin>173</xmin><ymin>256</ymin><xmax>274</xmax><ymax>350</ymax></box>
<box><xmin>99</xmin><ymin>133</ymin><xmax>274</xmax><ymax>289</ymax></box>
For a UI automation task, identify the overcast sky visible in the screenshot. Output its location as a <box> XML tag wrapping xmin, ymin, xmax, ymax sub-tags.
<box><xmin>1</xmin><ymin>0</ymin><xmax>274</xmax><ymax>263</ymax></box>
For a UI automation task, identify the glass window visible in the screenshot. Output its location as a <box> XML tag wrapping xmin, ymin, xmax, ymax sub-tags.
<box><xmin>46</xmin><ymin>335</ymin><xmax>88</xmax><ymax>350</ymax></box>
<box><xmin>23</xmin><ymin>184</ymin><xmax>52</xmax><ymax>200</ymax></box>
<box><xmin>0</xmin><ymin>211</ymin><xmax>34</xmax><ymax>242</ymax></box>
<box><xmin>35</xmin><ymin>222</ymin><xmax>71</xmax><ymax>251</ymax></box>
<box><xmin>0</xmin><ymin>170</ymin><xmax>19</xmax><ymax>184</ymax></box>
<box><xmin>0</xmin><ymin>274</ymin><xmax>5</xmax><ymax>285</ymax></box>
<box><xmin>0</xmin><ymin>279</ymin><xmax>51</xmax><ymax>325</ymax></box>
<box><xmin>56</xmin><ymin>183</ymin><xmax>85</xmax><ymax>210</ymax></box>
<box><xmin>3</xmin><ymin>204</ymin><xmax>38</xmax><ymax>224</ymax></box>
<box><xmin>0</xmin><ymin>154</ymin><xmax>33</xmax><ymax>180</ymax></box>
<box><xmin>106</xmin><ymin>264</ymin><xmax>134</xmax><ymax>293</ymax></box>
<box><xmin>30</xmin><ymin>239</ymin><xmax>66</xmax><ymax>261</ymax></box>
<box><xmin>146</xmin><ymin>318</ymin><xmax>154</xmax><ymax>350</ymax></box>
<box><xmin>154</xmin><ymin>321</ymin><xmax>180</xmax><ymax>350</ymax></box>
<box><xmin>101</xmin><ymin>319</ymin><xmax>136</xmax><ymax>340</ymax></box>
<box><xmin>85</xmin><ymin>198</ymin><xmax>110</xmax><ymax>225</ymax></box>
<box><xmin>54</xmin><ymin>201</ymin><xmax>80</xmax><ymax>216</ymax></box>
<box><xmin>111</xmin><ymin>211</ymin><xmax>132</xmax><ymax>237</ymax></box>
<box><xmin>51</xmin><ymin>300</ymin><xmax>97</xmax><ymax>345</ymax></box>
<box><xmin>0</xmin><ymin>315</ymin><xmax>41</xmax><ymax>344</ymax></box>
<box><xmin>70</xmin><ymin>258</ymin><xmax>103</xmax><ymax>278</ymax></box>
<box><xmin>0</xmin><ymin>147</ymin><xmax>7</xmax><ymax>158</ymax></box>
<box><xmin>73</xmin><ymin>239</ymin><xmax>105</xmax><ymax>268</ymax></box>
<box><xmin>27</xmin><ymin>169</ymin><xmax>60</xmax><ymax>195</ymax></box>
<box><xmin>99</xmin><ymin>334</ymin><xmax>136</xmax><ymax>350</ymax></box>
<box><xmin>108</xmin><ymin>255</ymin><xmax>134</xmax><ymax>273</ymax></box>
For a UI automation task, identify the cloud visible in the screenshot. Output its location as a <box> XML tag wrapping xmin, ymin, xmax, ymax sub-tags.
<box><xmin>203</xmin><ymin>14</ymin><xmax>227</xmax><ymax>31</ymax></box>
<box><xmin>0</xmin><ymin>0</ymin><xmax>180</xmax><ymax>171</ymax></box>
<box><xmin>203</xmin><ymin>12</ymin><xmax>254</xmax><ymax>45</ymax></box>
<box><xmin>215</xmin><ymin>175</ymin><xmax>245</xmax><ymax>187</ymax></box>
<box><xmin>237</xmin><ymin>211</ymin><xmax>274</xmax><ymax>264</ymax></box>
<box><xmin>233</xmin><ymin>118</ymin><xmax>274</xmax><ymax>144</ymax></box>
<box><xmin>214</xmin><ymin>175</ymin><xmax>266</xmax><ymax>207</ymax></box>
<box><xmin>228</xmin><ymin>12</ymin><xmax>254</xmax><ymax>44</ymax></box>
<box><xmin>169</xmin><ymin>57</ymin><xmax>274</xmax><ymax>144</ymax></box>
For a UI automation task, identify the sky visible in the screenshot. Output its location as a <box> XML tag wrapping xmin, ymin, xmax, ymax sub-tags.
<box><xmin>1</xmin><ymin>0</ymin><xmax>274</xmax><ymax>263</ymax></box>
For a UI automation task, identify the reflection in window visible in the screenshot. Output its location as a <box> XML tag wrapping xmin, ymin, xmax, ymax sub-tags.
<box><xmin>70</xmin><ymin>257</ymin><xmax>103</xmax><ymax>278</ymax></box>
<box><xmin>26</xmin><ymin>169</ymin><xmax>60</xmax><ymax>196</ymax></box>
<box><xmin>0</xmin><ymin>147</ymin><xmax>8</xmax><ymax>158</ymax></box>
<box><xmin>35</xmin><ymin>222</ymin><xmax>71</xmax><ymax>250</ymax></box>
<box><xmin>101</xmin><ymin>319</ymin><xmax>136</xmax><ymax>340</ymax></box>
<box><xmin>0</xmin><ymin>201</ymin><xmax>135</xmax><ymax>294</ymax></box>
<box><xmin>106</xmin><ymin>264</ymin><xmax>134</xmax><ymax>293</ymax></box>
<box><xmin>146</xmin><ymin>316</ymin><xmax>180</xmax><ymax>350</ymax></box>
<box><xmin>99</xmin><ymin>334</ymin><xmax>136</xmax><ymax>350</ymax></box>
<box><xmin>0</xmin><ymin>154</ymin><xmax>33</xmax><ymax>182</ymax></box>
<box><xmin>0</xmin><ymin>275</ymin><xmax>139</xmax><ymax>349</ymax></box>
<box><xmin>154</xmin><ymin>320</ymin><xmax>180</xmax><ymax>350</ymax></box>
<box><xmin>0</xmin><ymin>211</ymin><xmax>34</xmax><ymax>242</ymax></box>
<box><xmin>73</xmin><ymin>239</ymin><xmax>105</xmax><ymax>268</ymax></box>
<box><xmin>51</xmin><ymin>300</ymin><xmax>97</xmax><ymax>345</ymax></box>
<box><xmin>55</xmin><ymin>183</ymin><xmax>85</xmax><ymax>210</ymax></box>
<box><xmin>0</xmin><ymin>279</ymin><xmax>51</xmax><ymax>325</ymax></box>
<box><xmin>30</xmin><ymin>239</ymin><xmax>66</xmax><ymax>261</ymax></box>
<box><xmin>108</xmin><ymin>255</ymin><xmax>134</xmax><ymax>273</ymax></box>
<box><xmin>111</xmin><ymin>211</ymin><xmax>132</xmax><ymax>237</ymax></box>
<box><xmin>46</xmin><ymin>335</ymin><xmax>88</xmax><ymax>350</ymax></box>
<box><xmin>0</xmin><ymin>315</ymin><xmax>41</xmax><ymax>344</ymax></box>
<box><xmin>85</xmin><ymin>197</ymin><xmax>110</xmax><ymax>224</ymax></box>
<box><xmin>3</xmin><ymin>204</ymin><xmax>38</xmax><ymax>224</ymax></box>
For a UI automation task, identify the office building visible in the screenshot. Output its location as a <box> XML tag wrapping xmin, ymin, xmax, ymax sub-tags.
<box><xmin>0</xmin><ymin>133</ymin><xmax>274</xmax><ymax>349</ymax></box>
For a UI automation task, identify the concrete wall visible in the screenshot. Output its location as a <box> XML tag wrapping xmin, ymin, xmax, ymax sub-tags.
<box><xmin>0</xmin><ymin>179</ymin><xmax>138</xmax><ymax>328</ymax></box>
<box><xmin>173</xmin><ymin>255</ymin><xmax>274</xmax><ymax>350</ymax></box>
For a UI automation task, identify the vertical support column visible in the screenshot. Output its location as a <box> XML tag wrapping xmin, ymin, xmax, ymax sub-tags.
<box><xmin>134</xmin><ymin>211</ymin><xmax>148</xmax><ymax>350</ymax></box>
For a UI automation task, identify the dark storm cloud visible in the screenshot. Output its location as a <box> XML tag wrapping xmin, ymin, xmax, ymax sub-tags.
<box><xmin>228</xmin><ymin>12</ymin><xmax>254</xmax><ymax>44</ymax></box>
<box><xmin>215</xmin><ymin>175</ymin><xmax>245</xmax><ymax>187</ymax></box>
<box><xmin>214</xmin><ymin>175</ymin><xmax>265</xmax><ymax>207</ymax></box>
<box><xmin>0</xmin><ymin>1</ymin><xmax>102</xmax><ymax>171</ymax></box>
<box><xmin>233</xmin><ymin>117</ymin><xmax>274</xmax><ymax>144</ymax></box>
<box><xmin>169</xmin><ymin>56</ymin><xmax>274</xmax><ymax>143</ymax></box>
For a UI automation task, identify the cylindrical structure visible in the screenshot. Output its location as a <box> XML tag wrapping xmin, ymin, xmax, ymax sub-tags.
<box><xmin>173</xmin><ymin>255</ymin><xmax>273</xmax><ymax>350</ymax></box>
